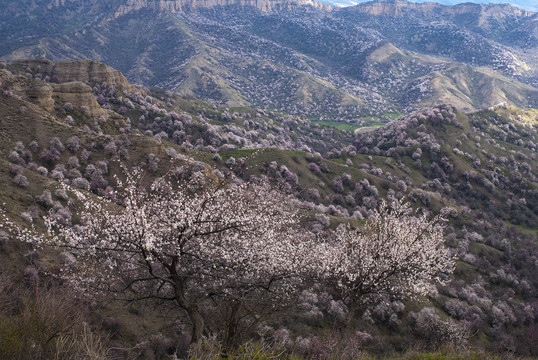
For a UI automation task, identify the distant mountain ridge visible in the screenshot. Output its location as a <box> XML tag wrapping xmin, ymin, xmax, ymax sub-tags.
<box><xmin>346</xmin><ymin>0</ymin><xmax>534</xmax><ymax>16</ymax></box>
<box><xmin>38</xmin><ymin>0</ymin><xmax>331</xmax><ymax>14</ymax></box>
<box><xmin>113</xmin><ymin>0</ymin><xmax>330</xmax><ymax>15</ymax></box>
<box><xmin>318</xmin><ymin>0</ymin><xmax>537</xmax><ymax>12</ymax></box>
<box><xmin>1</xmin><ymin>0</ymin><xmax>536</xmax><ymax>118</ymax></box>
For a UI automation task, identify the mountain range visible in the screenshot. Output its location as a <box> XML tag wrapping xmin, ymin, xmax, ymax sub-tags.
<box><xmin>0</xmin><ymin>0</ymin><xmax>537</xmax><ymax>354</ymax></box>
<box><xmin>1</xmin><ymin>0</ymin><xmax>536</xmax><ymax>122</ymax></box>
<box><xmin>318</xmin><ymin>0</ymin><xmax>538</xmax><ymax>12</ymax></box>
<box><xmin>0</xmin><ymin>0</ymin><xmax>537</xmax><ymax>355</ymax></box>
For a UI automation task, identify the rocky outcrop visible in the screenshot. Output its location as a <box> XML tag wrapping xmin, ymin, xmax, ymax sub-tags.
<box><xmin>12</xmin><ymin>59</ymin><xmax>133</xmax><ymax>89</ymax></box>
<box><xmin>51</xmin><ymin>81</ymin><xmax>107</xmax><ymax>118</ymax></box>
<box><xmin>350</xmin><ymin>0</ymin><xmax>439</xmax><ymax>17</ymax></box>
<box><xmin>52</xmin><ymin>60</ymin><xmax>133</xmax><ymax>89</ymax></box>
<box><xmin>113</xmin><ymin>0</ymin><xmax>330</xmax><ymax>16</ymax></box>
<box><xmin>350</xmin><ymin>0</ymin><xmax>534</xmax><ymax>18</ymax></box>
<box><xmin>2</xmin><ymin>60</ymin><xmax>122</xmax><ymax>118</ymax></box>
<box><xmin>3</xmin><ymin>72</ymin><xmax>56</xmax><ymax>112</ymax></box>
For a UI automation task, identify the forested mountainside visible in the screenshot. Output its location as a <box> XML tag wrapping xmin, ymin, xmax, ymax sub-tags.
<box><xmin>1</xmin><ymin>0</ymin><xmax>537</xmax><ymax>120</ymax></box>
<box><xmin>0</xmin><ymin>59</ymin><xmax>536</xmax><ymax>358</ymax></box>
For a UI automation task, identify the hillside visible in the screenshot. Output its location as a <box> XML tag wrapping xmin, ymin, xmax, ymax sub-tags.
<box><xmin>0</xmin><ymin>0</ymin><xmax>537</xmax><ymax>120</ymax></box>
<box><xmin>0</xmin><ymin>60</ymin><xmax>537</xmax><ymax>358</ymax></box>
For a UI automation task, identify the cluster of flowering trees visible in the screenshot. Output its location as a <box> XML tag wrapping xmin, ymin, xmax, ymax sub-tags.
<box><xmin>20</xmin><ymin>169</ymin><xmax>455</xmax><ymax>346</ymax></box>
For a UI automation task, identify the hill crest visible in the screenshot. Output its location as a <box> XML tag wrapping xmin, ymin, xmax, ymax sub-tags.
<box><xmin>348</xmin><ymin>0</ymin><xmax>535</xmax><ymax>16</ymax></box>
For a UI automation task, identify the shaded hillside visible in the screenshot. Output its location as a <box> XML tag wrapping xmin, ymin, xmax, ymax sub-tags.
<box><xmin>342</xmin><ymin>1</ymin><xmax>537</xmax><ymax>75</ymax></box>
<box><xmin>0</xmin><ymin>0</ymin><xmax>536</xmax><ymax>118</ymax></box>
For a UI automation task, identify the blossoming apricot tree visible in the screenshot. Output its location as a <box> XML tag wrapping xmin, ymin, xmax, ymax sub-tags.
<box><xmin>319</xmin><ymin>200</ymin><xmax>455</xmax><ymax>322</ymax></box>
<box><xmin>41</xmin><ymin>169</ymin><xmax>311</xmax><ymax>343</ymax></box>
<box><xmin>0</xmin><ymin>171</ymin><xmax>455</xmax><ymax>345</ymax></box>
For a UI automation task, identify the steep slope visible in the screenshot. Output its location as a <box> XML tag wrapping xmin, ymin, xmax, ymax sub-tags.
<box><xmin>340</xmin><ymin>0</ymin><xmax>538</xmax><ymax>83</ymax></box>
<box><xmin>0</xmin><ymin>0</ymin><xmax>536</xmax><ymax>118</ymax></box>
<box><xmin>419</xmin><ymin>64</ymin><xmax>538</xmax><ymax>111</ymax></box>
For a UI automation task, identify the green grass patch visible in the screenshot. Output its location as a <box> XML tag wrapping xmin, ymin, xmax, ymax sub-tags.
<box><xmin>219</xmin><ymin>149</ymin><xmax>261</xmax><ymax>160</ymax></box>
<box><xmin>384</xmin><ymin>112</ymin><xmax>402</xmax><ymax>120</ymax></box>
<box><xmin>503</xmin><ymin>221</ymin><xmax>538</xmax><ymax>238</ymax></box>
<box><xmin>312</xmin><ymin>120</ymin><xmax>361</xmax><ymax>131</ymax></box>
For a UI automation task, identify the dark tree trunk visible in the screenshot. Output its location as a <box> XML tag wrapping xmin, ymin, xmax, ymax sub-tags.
<box><xmin>225</xmin><ymin>300</ymin><xmax>241</xmax><ymax>348</ymax></box>
<box><xmin>344</xmin><ymin>305</ymin><xmax>357</xmax><ymax>326</ymax></box>
<box><xmin>188</xmin><ymin>304</ymin><xmax>204</xmax><ymax>344</ymax></box>
<box><xmin>173</xmin><ymin>279</ymin><xmax>204</xmax><ymax>344</ymax></box>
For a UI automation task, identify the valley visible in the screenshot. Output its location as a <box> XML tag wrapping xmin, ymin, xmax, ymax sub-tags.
<box><xmin>0</xmin><ymin>0</ymin><xmax>537</xmax><ymax>358</ymax></box>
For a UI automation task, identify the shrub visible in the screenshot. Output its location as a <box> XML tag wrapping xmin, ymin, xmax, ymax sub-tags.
<box><xmin>65</xmin><ymin>137</ymin><xmax>80</xmax><ymax>152</ymax></box>
<box><xmin>309</xmin><ymin>162</ymin><xmax>321</xmax><ymax>174</ymax></box>
<box><xmin>10</xmin><ymin>165</ymin><xmax>23</xmax><ymax>176</ymax></box>
<box><xmin>49</xmin><ymin>137</ymin><xmax>65</xmax><ymax>153</ymax></box>
<box><xmin>36</xmin><ymin>190</ymin><xmax>54</xmax><ymax>208</ymax></box>
<box><xmin>95</xmin><ymin>161</ymin><xmax>108</xmax><ymax>175</ymax></box>
<box><xmin>71</xmin><ymin>178</ymin><xmax>90</xmax><ymax>191</ymax></box>
<box><xmin>54</xmin><ymin>189</ymin><xmax>69</xmax><ymax>201</ymax></box>
<box><xmin>50</xmin><ymin>203</ymin><xmax>72</xmax><ymax>226</ymax></box>
<box><xmin>0</xmin><ymin>274</ymin><xmax>109</xmax><ymax>359</ymax></box>
<box><xmin>36</xmin><ymin>167</ymin><xmax>48</xmax><ymax>177</ymax></box>
<box><xmin>13</xmin><ymin>174</ymin><xmax>29</xmax><ymax>188</ymax></box>
<box><xmin>104</xmin><ymin>141</ymin><xmax>117</xmax><ymax>155</ymax></box>
<box><xmin>411</xmin><ymin>307</ymin><xmax>469</xmax><ymax>350</ymax></box>
<box><xmin>80</xmin><ymin>149</ymin><xmax>91</xmax><ymax>163</ymax></box>
<box><xmin>39</xmin><ymin>149</ymin><xmax>60</xmax><ymax>164</ymax></box>
<box><xmin>225</xmin><ymin>156</ymin><xmax>236</xmax><ymax>167</ymax></box>
<box><xmin>28</xmin><ymin>141</ymin><xmax>39</xmax><ymax>153</ymax></box>
<box><xmin>8</xmin><ymin>151</ymin><xmax>21</xmax><ymax>165</ymax></box>
<box><xmin>146</xmin><ymin>154</ymin><xmax>160</xmax><ymax>173</ymax></box>
<box><xmin>67</xmin><ymin>156</ymin><xmax>80</xmax><ymax>169</ymax></box>
<box><xmin>64</xmin><ymin>115</ymin><xmax>75</xmax><ymax>125</ymax></box>
<box><xmin>50</xmin><ymin>170</ymin><xmax>65</xmax><ymax>182</ymax></box>
<box><xmin>308</xmin><ymin>188</ymin><xmax>320</xmax><ymax>200</ymax></box>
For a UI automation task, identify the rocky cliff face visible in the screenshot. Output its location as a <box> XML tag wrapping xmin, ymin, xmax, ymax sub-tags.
<box><xmin>350</xmin><ymin>0</ymin><xmax>534</xmax><ymax>18</ymax></box>
<box><xmin>53</xmin><ymin>60</ymin><xmax>133</xmax><ymax>88</ymax></box>
<box><xmin>2</xmin><ymin>72</ymin><xmax>56</xmax><ymax>112</ymax></box>
<box><xmin>12</xmin><ymin>59</ymin><xmax>132</xmax><ymax>89</ymax></box>
<box><xmin>113</xmin><ymin>0</ymin><xmax>329</xmax><ymax>16</ymax></box>
<box><xmin>37</xmin><ymin>0</ymin><xmax>328</xmax><ymax>15</ymax></box>
<box><xmin>50</xmin><ymin>81</ymin><xmax>108</xmax><ymax>118</ymax></box>
<box><xmin>4</xmin><ymin>59</ymin><xmax>133</xmax><ymax>118</ymax></box>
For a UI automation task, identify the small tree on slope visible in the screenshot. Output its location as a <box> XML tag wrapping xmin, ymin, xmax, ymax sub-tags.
<box><xmin>318</xmin><ymin>200</ymin><xmax>455</xmax><ymax>323</ymax></box>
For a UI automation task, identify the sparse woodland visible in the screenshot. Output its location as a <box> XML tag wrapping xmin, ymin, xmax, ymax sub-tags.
<box><xmin>0</xmin><ymin>9</ymin><xmax>537</xmax><ymax>358</ymax></box>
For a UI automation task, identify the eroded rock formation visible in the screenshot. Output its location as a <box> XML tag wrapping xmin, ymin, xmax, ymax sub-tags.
<box><xmin>3</xmin><ymin>59</ymin><xmax>133</xmax><ymax>118</ymax></box>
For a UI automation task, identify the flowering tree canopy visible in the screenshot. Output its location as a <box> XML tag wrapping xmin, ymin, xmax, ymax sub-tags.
<box><xmin>319</xmin><ymin>200</ymin><xmax>455</xmax><ymax>321</ymax></box>
<box><xmin>0</xmin><ymin>166</ymin><xmax>456</xmax><ymax>345</ymax></box>
<box><xmin>41</xmin><ymin>169</ymin><xmax>311</xmax><ymax>343</ymax></box>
